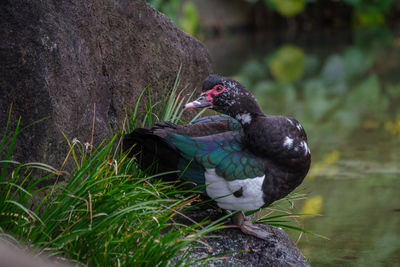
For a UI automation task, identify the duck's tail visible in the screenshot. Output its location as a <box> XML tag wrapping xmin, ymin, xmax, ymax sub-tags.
<box><xmin>122</xmin><ymin>128</ymin><xmax>180</xmax><ymax>180</ymax></box>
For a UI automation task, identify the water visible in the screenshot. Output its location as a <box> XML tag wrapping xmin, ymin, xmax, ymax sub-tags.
<box><xmin>204</xmin><ymin>30</ymin><xmax>400</xmax><ymax>266</ymax></box>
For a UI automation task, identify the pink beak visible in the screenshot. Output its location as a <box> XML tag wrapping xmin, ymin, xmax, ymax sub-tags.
<box><xmin>184</xmin><ymin>94</ymin><xmax>213</xmax><ymax>109</ymax></box>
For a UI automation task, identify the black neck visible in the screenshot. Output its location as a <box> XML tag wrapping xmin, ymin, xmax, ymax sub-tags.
<box><xmin>228</xmin><ymin>97</ymin><xmax>264</xmax><ymax>127</ymax></box>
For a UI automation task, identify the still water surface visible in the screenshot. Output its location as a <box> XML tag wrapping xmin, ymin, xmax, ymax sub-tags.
<box><xmin>205</xmin><ymin>30</ymin><xmax>400</xmax><ymax>266</ymax></box>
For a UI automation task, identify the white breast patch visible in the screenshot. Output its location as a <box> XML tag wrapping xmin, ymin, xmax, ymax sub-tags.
<box><xmin>204</xmin><ymin>168</ymin><xmax>265</xmax><ymax>211</ymax></box>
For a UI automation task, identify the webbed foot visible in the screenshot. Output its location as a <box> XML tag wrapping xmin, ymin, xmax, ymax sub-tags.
<box><xmin>231</xmin><ymin>211</ymin><xmax>273</xmax><ymax>240</ymax></box>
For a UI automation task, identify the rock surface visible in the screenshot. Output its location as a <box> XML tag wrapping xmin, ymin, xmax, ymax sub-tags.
<box><xmin>178</xmin><ymin>209</ymin><xmax>309</xmax><ymax>267</ymax></box>
<box><xmin>0</xmin><ymin>0</ymin><xmax>212</xmax><ymax>170</ymax></box>
<box><xmin>0</xmin><ymin>240</ymin><xmax>71</xmax><ymax>267</ymax></box>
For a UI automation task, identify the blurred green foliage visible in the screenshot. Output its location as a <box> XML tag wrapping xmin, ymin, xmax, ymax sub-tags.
<box><xmin>236</xmin><ymin>37</ymin><xmax>398</xmax><ymax>147</ymax></box>
<box><xmin>246</xmin><ymin>0</ymin><xmax>395</xmax><ymax>26</ymax></box>
<box><xmin>269</xmin><ymin>45</ymin><xmax>305</xmax><ymax>82</ymax></box>
<box><xmin>147</xmin><ymin>0</ymin><xmax>199</xmax><ymax>35</ymax></box>
<box><xmin>344</xmin><ymin>0</ymin><xmax>395</xmax><ymax>26</ymax></box>
<box><xmin>179</xmin><ymin>2</ymin><xmax>199</xmax><ymax>35</ymax></box>
<box><xmin>266</xmin><ymin>0</ymin><xmax>306</xmax><ymax>17</ymax></box>
<box><xmin>148</xmin><ymin>0</ymin><xmax>180</xmax><ymax>23</ymax></box>
<box><xmin>236</xmin><ymin>38</ymin><xmax>400</xmax><ymax>265</ymax></box>
<box><xmin>354</xmin><ymin>26</ymin><xmax>394</xmax><ymax>46</ymax></box>
<box><xmin>148</xmin><ymin>0</ymin><xmax>396</xmax><ymax>33</ymax></box>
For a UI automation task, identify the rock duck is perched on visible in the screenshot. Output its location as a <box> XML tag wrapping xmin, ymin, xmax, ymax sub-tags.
<box><xmin>123</xmin><ymin>74</ymin><xmax>311</xmax><ymax>239</ymax></box>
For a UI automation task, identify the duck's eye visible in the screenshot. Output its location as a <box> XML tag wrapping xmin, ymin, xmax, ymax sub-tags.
<box><xmin>215</xmin><ymin>86</ymin><xmax>224</xmax><ymax>92</ymax></box>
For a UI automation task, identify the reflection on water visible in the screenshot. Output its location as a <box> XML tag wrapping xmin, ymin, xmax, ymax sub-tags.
<box><xmin>205</xmin><ymin>29</ymin><xmax>400</xmax><ymax>266</ymax></box>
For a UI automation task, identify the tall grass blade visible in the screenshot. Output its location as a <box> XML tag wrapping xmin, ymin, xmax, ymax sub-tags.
<box><xmin>267</xmin><ymin>223</ymin><xmax>329</xmax><ymax>239</ymax></box>
<box><xmin>1</xmin><ymin>117</ymin><xmax>20</xmax><ymax>180</ymax></box>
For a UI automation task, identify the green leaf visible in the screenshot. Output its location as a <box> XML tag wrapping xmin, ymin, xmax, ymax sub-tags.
<box><xmin>355</xmin><ymin>10</ymin><xmax>385</xmax><ymax>26</ymax></box>
<box><xmin>321</xmin><ymin>55</ymin><xmax>345</xmax><ymax>86</ymax></box>
<box><xmin>239</xmin><ymin>60</ymin><xmax>266</xmax><ymax>87</ymax></box>
<box><xmin>5</xmin><ymin>200</ymin><xmax>43</xmax><ymax>225</ymax></box>
<box><xmin>253</xmin><ymin>81</ymin><xmax>297</xmax><ymax>113</ymax></box>
<box><xmin>267</xmin><ymin>223</ymin><xmax>329</xmax><ymax>239</ymax></box>
<box><xmin>269</xmin><ymin>45</ymin><xmax>305</xmax><ymax>83</ymax></box>
<box><xmin>303</xmin><ymin>78</ymin><xmax>336</xmax><ymax>121</ymax></box>
<box><xmin>343</xmin><ymin>47</ymin><xmax>371</xmax><ymax>79</ymax></box>
<box><xmin>270</xmin><ymin>0</ymin><xmax>306</xmax><ymax>17</ymax></box>
<box><xmin>179</xmin><ymin>2</ymin><xmax>199</xmax><ymax>35</ymax></box>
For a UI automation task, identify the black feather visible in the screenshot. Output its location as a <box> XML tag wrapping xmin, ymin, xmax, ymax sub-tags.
<box><xmin>123</xmin><ymin>128</ymin><xmax>180</xmax><ymax>181</ymax></box>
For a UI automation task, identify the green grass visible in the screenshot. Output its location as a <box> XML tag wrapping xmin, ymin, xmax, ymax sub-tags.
<box><xmin>0</xmin><ymin>78</ymin><xmax>223</xmax><ymax>266</ymax></box>
<box><xmin>1</xmin><ymin>140</ymin><xmax>225</xmax><ymax>265</ymax></box>
<box><xmin>253</xmin><ymin>191</ymin><xmax>327</xmax><ymax>240</ymax></box>
<box><xmin>125</xmin><ymin>66</ymin><xmax>206</xmax><ymax>131</ymax></box>
<box><xmin>0</xmin><ymin>71</ymin><xmax>319</xmax><ymax>266</ymax></box>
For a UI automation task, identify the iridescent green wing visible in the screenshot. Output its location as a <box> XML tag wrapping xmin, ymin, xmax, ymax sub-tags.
<box><xmin>167</xmin><ymin>131</ymin><xmax>265</xmax><ymax>181</ymax></box>
<box><xmin>192</xmin><ymin>115</ymin><xmax>242</xmax><ymax>131</ymax></box>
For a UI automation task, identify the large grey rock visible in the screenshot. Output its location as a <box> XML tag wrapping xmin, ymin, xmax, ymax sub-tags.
<box><xmin>0</xmin><ymin>0</ymin><xmax>212</xmax><ymax>170</ymax></box>
<box><xmin>178</xmin><ymin>209</ymin><xmax>309</xmax><ymax>267</ymax></box>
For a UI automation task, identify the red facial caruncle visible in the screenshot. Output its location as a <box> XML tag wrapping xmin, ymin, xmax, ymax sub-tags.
<box><xmin>184</xmin><ymin>84</ymin><xmax>226</xmax><ymax>109</ymax></box>
<box><xmin>201</xmin><ymin>84</ymin><xmax>226</xmax><ymax>103</ymax></box>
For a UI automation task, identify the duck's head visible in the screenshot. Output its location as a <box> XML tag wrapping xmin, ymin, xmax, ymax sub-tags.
<box><xmin>185</xmin><ymin>75</ymin><xmax>262</xmax><ymax>121</ymax></box>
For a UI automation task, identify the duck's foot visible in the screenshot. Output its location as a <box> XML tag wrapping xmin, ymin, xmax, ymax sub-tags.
<box><xmin>231</xmin><ymin>211</ymin><xmax>273</xmax><ymax>240</ymax></box>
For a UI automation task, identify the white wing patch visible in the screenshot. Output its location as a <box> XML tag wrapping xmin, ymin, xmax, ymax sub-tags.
<box><xmin>283</xmin><ymin>136</ymin><xmax>294</xmax><ymax>149</ymax></box>
<box><xmin>284</xmin><ymin>136</ymin><xmax>310</xmax><ymax>155</ymax></box>
<box><xmin>286</xmin><ymin>118</ymin><xmax>295</xmax><ymax>126</ymax></box>
<box><xmin>302</xmin><ymin>141</ymin><xmax>310</xmax><ymax>155</ymax></box>
<box><xmin>204</xmin><ymin>168</ymin><xmax>265</xmax><ymax>211</ymax></box>
<box><xmin>235</xmin><ymin>113</ymin><xmax>252</xmax><ymax>125</ymax></box>
<box><xmin>287</xmin><ymin>117</ymin><xmax>303</xmax><ymax>132</ymax></box>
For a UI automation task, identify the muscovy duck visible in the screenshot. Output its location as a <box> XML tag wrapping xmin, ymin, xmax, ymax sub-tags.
<box><xmin>123</xmin><ymin>74</ymin><xmax>311</xmax><ymax>239</ymax></box>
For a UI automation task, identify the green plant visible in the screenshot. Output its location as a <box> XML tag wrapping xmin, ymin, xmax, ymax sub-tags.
<box><xmin>265</xmin><ymin>0</ymin><xmax>306</xmax><ymax>17</ymax></box>
<box><xmin>0</xmin><ymin>106</ymin><xmax>223</xmax><ymax>266</ymax></box>
<box><xmin>344</xmin><ymin>0</ymin><xmax>395</xmax><ymax>26</ymax></box>
<box><xmin>253</xmin><ymin>191</ymin><xmax>327</xmax><ymax>240</ymax></box>
<box><xmin>126</xmin><ymin>66</ymin><xmax>206</xmax><ymax>131</ymax></box>
<box><xmin>147</xmin><ymin>0</ymin><xmax>181</xmax><ymax>24</ymax></box>
<box><xmin>245</xmin><ymin>0</ymin><xmax>395</xmax><ymax>25</ymax></box>
<box><xmin>179</xmin><ymin>2</ymin><xmax>199</xmax><ymax>35</ymax></box>
<box><xmin>146</xmin><ymin>0</ymin><xmax>199</xmax><ymax>35</ymax></box>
